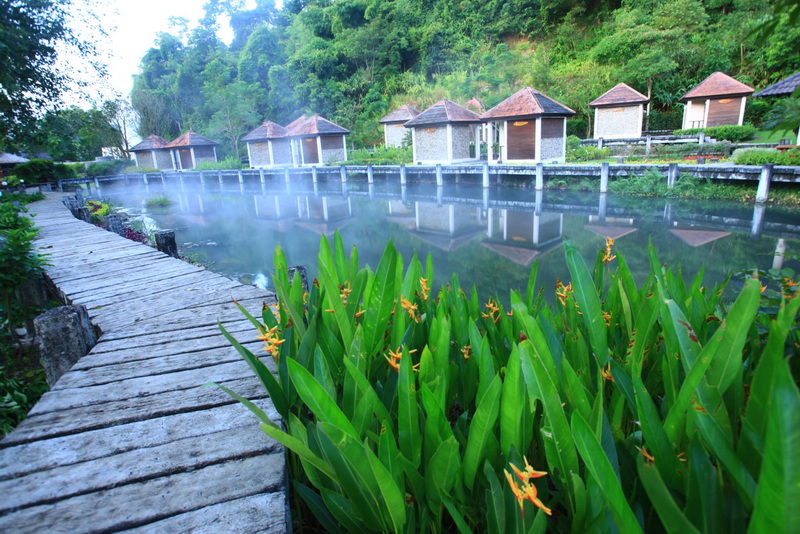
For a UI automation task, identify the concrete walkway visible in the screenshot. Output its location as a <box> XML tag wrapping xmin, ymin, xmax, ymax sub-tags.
<box><xmin>0</xmin><ymin>194</ymin><xmax>286</xmax><ymax>533</ymax></box>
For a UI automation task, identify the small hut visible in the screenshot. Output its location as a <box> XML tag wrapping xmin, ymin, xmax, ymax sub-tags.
<box><xmin>404</xmin><ymin>100</ymin><xmax>482</xmax><ymax>164</ymax></box>
<box><xmin>165</xmin><ymin>132</ymin><xmax>220</xmax><ymax>170</ymax></box>
<box><xmin>680</xmin><ymin>72</ymin><xmax>754</xmax><ymax>129</ymax></box>
<box><xmin>286</xmin><ymin>115</ymin><xmax>349</xmax><ymax>166</ymax></box>
<box><xmin>129</xmin><ymin>135</ymin><xmax>172</xmax><ymax>169</ymax></box>
<box><xmin>589</xmin><ymin>83</ymin><xmax>648</xmax><ymax>139</ymax></box>
<box><xmin>242</xmin><ymin>121</ymin><xmax>292</xmax><ymax>168</ymax></box>
<box><xmin>753</xmin><ymin>71</ymin><xmax>800</xmax><ymax>145</ymax></box>
<box><xmin>481</xmin><ymin>87</ymin><xmax>575</xmax><ymax>164</ymax></box>
<box><xmin>379</xmin><ymin>105</ymin><xmax>420</xmax><ymax>148</ymax></box>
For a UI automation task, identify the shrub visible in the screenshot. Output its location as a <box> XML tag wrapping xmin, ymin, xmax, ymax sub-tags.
<box><xmin>85</xmin><ymin>159</ymin><xmax>131</xmax><ymax>177</ymax></box>
<box><xmin>733</xmin><ymin>147</ymin><xmax>800</xmax><ymax>165</ymax></box>
<box><xmin>144</xmin><ymin>195</ymin><xmax>172</xmax><ymax>208</ymax></box>
<box><xmin>85</xmin><ymin>200</ymin><xmax>111</xmax><ymax>223</ymax></box>
<box><xmin>673</xmin><ymin>124</ymin><xmax>757</xmax><ymax>142</ymax></box>
<box><xmin>219</xmin><ymin>234</ymin><xmax>800</xmax><ymax>533</ymax></box>
<box><xmin>196</xmin><ymin>156</ymin><xmax>244</xmax><ymax>170</ymax></box>
<box><xmin>566</xmin><ymin>144</ymin><xmax>610</xmax><ymax>162</ymax></box>
<box><xmin>123</xmin><ymin>165</ymin><xmax>160</xmax><ymax>174</ymax></box>
<box><xmin>566</xmin><ymin>135</ymin><xmax>581</xmax><ymax>151</ymax></box>
<box><xmin>12</xmin><ymin>159</ymin><xmax>75</xmax><ymax>184</ymax></box>
<box><xmin>342</xmin><ymin>146</ymin><xmax>413</xmax><ymax>165</ymax></box>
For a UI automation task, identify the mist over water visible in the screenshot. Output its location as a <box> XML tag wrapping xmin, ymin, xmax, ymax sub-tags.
<box><xmin>93</xmin><ymin>175</ymin><xmax>800</xmax><ymax>303</ymax></box>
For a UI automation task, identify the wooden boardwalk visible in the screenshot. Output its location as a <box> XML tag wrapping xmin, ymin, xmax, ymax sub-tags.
<box><xmin>0</xmin><ymin>194</ymin><xmax>287</xmax><ymax>533</ymax></box>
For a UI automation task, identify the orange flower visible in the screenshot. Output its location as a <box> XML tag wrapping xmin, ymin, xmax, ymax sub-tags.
<box><xmin>385</xmin><ymin>346</ymin><xmax>418</xmax><ymax>372</ymax></box>
<box><xmin>400</xmin><ymin>297</ymin><xmax>420</xmax><ymax>323</ymax></box>
<box><xmin>461</xmin><ymin>345</ymin><xmax>471</xmax><ymax>360</ymax></box>
<box><xmin>339</xmin><ymin>282</ymin><xmax>351</xmax><ymax>306</ymax></box>
<box><xmin>483</xmin><ymin>298</ymin><xmax>501</xmax><ymax>323</ymax></box>
<box><xmin>602</xmin><ymin>237</ymin><xmax>616</xmax><ymax>264</ymax></box>
<box><xmin>256</xmin><ymin>325</ymin><xmax>286</xmax><ymax>363</ymax></box>
<box><xmin>601</xmin><ymin>365</ymin><xmax>615</xmax><ymax>382</ymax></box>
<box><xmin>419</xmin><ymin>277</ymin><xmax>430</xmax><ymax>301</ymax></box>
<box><xmin>602</xmin><ymin>310</ymin><xmax>612</xmax><ymax>328</ymax></box>
<box><xmin>505</xmin><ymin>458</ymin><xmax>552</xmax><ymax>517</ymax></box>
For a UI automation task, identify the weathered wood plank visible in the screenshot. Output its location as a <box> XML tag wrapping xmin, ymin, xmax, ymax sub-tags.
<box><xmin>0</xmin><ymin>402</ymin><xmax>277</xmax><ymax>480</ymax></box>
<box><xmin>0</xmin><ymin>454</ymin><xmax>284</xmax><ymax>534</ymax></box>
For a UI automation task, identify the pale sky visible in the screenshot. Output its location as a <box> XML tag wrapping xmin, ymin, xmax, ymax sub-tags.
<box><xmin>63</xmin><ymin>0</ymin><xmax>241</xmax><ymax>105</ymax></box>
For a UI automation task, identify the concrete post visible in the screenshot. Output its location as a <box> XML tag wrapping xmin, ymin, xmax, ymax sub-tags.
<box><xmin>535</xmin><ymin>162</ymin><xmax>544</xmax><ymax>190</ymax></box>
<box><xmin>160</xmin><ymin>172</ymin><xmax>165</xmax><ymax>185</ymax></box>
<box><xmin>367</xmin><ymin>165</ymin><xmax>374</xmax><ymax>184</ymax></box>
<box><xmin>340</xmin><ymin>165</ymin><xmax>347</xmax><ymax>183</ymax></box>
<box><xmin>600</xmin><ymin>162</ymin><xmax>609</xmax><ymax>193</ymax></box>
<box><xmin>142</xmin><ymin>173</ymin><xmax>148</xmax><ymax>185</ymax></box>
<box><xmin>238</xmin><ymin>169</ymin><xmax>244</xmax><ymax>183</ymax></box>
<box><xmin>598</xmin><ymin>193</ymin><xmax>607</xmax><ymax>222</ymax></box>
<box><xmin>155</xmin><ymin>230</ymin><xmax>179</xmax><ymax>258</ymax></box>
<box><xmin>534</xmin><ymin>189</ymin><xmax>543</xmax><ymax>216</ymax></box>
<box><xmin>482</xmin><ymin>162</ymin><xmax>490</xmax><ymax>188</ymax></box>
<box><xmin>312</xmin><ymin>166</ymin><xmax>318</xmax><ymax>183</ymax></box>
<box><xmin>436</xmin><ymin>164</ymin><xmax>443</xmax><ymax>186</ymax></box>
<box><xmin>698</xmin><ymin>132</ymin><xmax>705</xmax><ymax>145</ymax></box>
<box><xmin>368</xmin><ymin>182</ymin><xmax>375</xmax><ymax>200</ymax></box>
<box><xmin>94</xmin><ymin>177</ymin><xmax>100</xmax><ymax>189</ymax></box>
<box><xmin>773</xmin><ymin>238</ymin><xmax>786</xmax><ymax>270</ymax></box>
<box><xmin>436</xmin><ymin>186</ymin><xmax>443</xmax><ymax>207</ymax></box>
<box><xmin>755</xmin><ymin>164</ymin><xmax>773</xmax><ymax>203</ymax></box>
<box><xmin>597</xmin><ymin>137</ymin><xmax>604</xmax><ymax>150</ymax></box>
<box><xmin>259</xmin><ymin>168</ymin><xmax>265</xmax><ymax>183</ymax></box>
<box><xmin>284</xmin><ymin>167</ymin><xmax>291</xmax><ymax>183</ymax></box>
<box><xmin>400</xmin><ymin>164</ymin><xmax>407</xmax><ymax>185</ymax></box>
<box><xmin>218</xmin><ymin>170</ymin><xmax>223</xmax><ymax>186</ymax></box>
<box><xmin>645</xmin><ymin>136</ymin><xmax>652</xmax><ymax>156</ymax></box>
<box><xmin>482</xmin><ymin>187</ymin><xmax>489</xmax><ymax>211</ymax></box>
<box><xmin>751</xmin><ymin>202</ymin><xmax>765</xmax><ymax>238</ymax></box>
<box><xmin>401</xmin><ymin>184</ymin><xmax>407</xmax><ymax>204</ymax></box>
<box><xmin>667</xmin><ymin>163</ymin><xmax>679</xmax><ymax>188</ymax></box>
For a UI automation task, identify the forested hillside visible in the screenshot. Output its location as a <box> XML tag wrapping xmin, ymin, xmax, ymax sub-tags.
<box><xmin>131</xmin><ymin>0</ymin><xmax>799</xmax><ymax>156</ymax></box>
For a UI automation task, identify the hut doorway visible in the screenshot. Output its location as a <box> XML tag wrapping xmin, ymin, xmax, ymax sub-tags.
<box><xmin>179</xmin><ymin>149</ymin><xmax>193</xmax><ymax>169</ymax></box>
<box><xmin>507</xmin><ymin>121</ymin><xmax>536</xmax><ymax>160</ymax></box>
<box><xmin>302</xmin><ymin>138</ymin><xmax>319</xmax><ymax>164</ymax></box>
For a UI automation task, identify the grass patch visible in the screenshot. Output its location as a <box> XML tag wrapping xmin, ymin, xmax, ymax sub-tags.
<box><xmin>144</xmin><ymin>195</ymin><xmax>172</xmax><ymax>208</ymax></box>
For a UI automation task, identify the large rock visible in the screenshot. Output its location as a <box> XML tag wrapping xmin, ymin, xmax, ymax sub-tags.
<box><xmin>35</xmin><ymin>305</ymin><xmax>96</xmax><ymax>386</ymax></box>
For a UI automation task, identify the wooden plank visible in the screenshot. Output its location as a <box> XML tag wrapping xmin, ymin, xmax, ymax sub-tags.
<box><xmin>0</xmin><ymin>424</ymin><xmax>280</xmax><ymax>514</ymax></box>
<box><xmin>0</xmin><ymin>402</ymin><xmax>277</xmax><ymax>480</ymax></box>
<box><xmin>1</xmin><ymin>376</ymin><xmax>267</xmax><ymax>446</ymax></box>
<box><xmin>119</xmin><ymin>493</ymin><xmax>286</xmax><ymax>534</ymax></box>
<box><xmin>0</xmin><ymin>455</ymin><xmax>285</xmax><ymax>534</ymax></box>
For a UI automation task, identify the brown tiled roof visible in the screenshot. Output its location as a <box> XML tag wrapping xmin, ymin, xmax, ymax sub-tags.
<box><xmin>404</xmin><ymin>100</ymin><xmax>482</xmax><ymax>127</ymax></box>
<box><xmin>242</xmin><ymin>121</ymin><xmax>288</xmax><ymax>141</ymax></box>
<box><xmin>680</xmin><ymin>72</ymin><xmax>754</xmax><ymax>102</ymax></box>
<box><xmin>284</xmin><ymin>115</ymin><xmax>308</xmax><ymax>132</ymax></box>
<box><xmin>754</xmin><ymin>71</ymin><xmax>800</xmax><ymax>97</ymax></box>
<box><xmin>165</xmin><ymin>131</ymin><xmax>220</xmax><ymax>148</ymax></box>
<box><xmin>379</xmin><ymin>105</ymin><xmax>421</xmax><ymax>124</ymax></box>
<box><xmin>464</xmin><ymin>97</ymin><xmax>486</xmax><ymax>113</ymax></box>
<box><xmin>589</xmin><ymin>83</ymin><xmax>648</xmax><ymax>108</ymax></box>
<box><xmin>130</xmin><ymin>135</ymin><xmax>169</xmax><ymax>152</ymax></box>
<box><xmin>481</xmin><ymin>87</ymin><xmax>575</xmax><ymax>120</ymax></box>
<box><xmin>286</xmin><ymin>115</ymin><xmax>349</xmax><ymax>136</ymax></box>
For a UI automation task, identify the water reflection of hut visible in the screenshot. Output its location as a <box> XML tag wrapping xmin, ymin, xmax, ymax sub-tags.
<box><xmin>130</xmin><ymin>135</ymin><xmax>172</xmax><ymax>169</ymax></box>
<box><xmin>379</xmin><ymin>105</ymin><xmax>420</xmax><ymax>148</ymax></box>
<box><xmin>295</xmin><ymin>196</ymin><xmax>353</xmax><ymax>236</ymax></box>
<box><xmin>481</xmin><ymin>87</ymin><xmax>575</xmax><ymax>164</ymax></box>
<box><xmin>410</xmin><ymin>202</ymin><xmax>484</xmax><ymax>250</ymax></box>
<box><xmin>165</xmin><ymin>131</ymin><xmax>220</xmax><ymax>170</ymax></box>
<box><xmin>680</xmin><ymin>72</ymin><xmax>754</xmax><ymax>130</ymax></box>
<box><xmin>589</xmin><ymin>83</ymin><xmax>648</xmax><ymax>139</ymax></box>
<box><xmin>482</xmin><ymin>210</ymin><xmax>563</xmax><ymax>266</ymax></box>
<box><xmin>669</xmin><ymin>229</ymin><xmax>731</xmax><ymax>247</ymax></box>
<box><xmin>286</xmin><ymin>115</ymin><xmax>350</xmax><ymax>166</ymax></box>
<box><xmin>242</xmin><ymin>122</ymin><xmax>292</xmax><ymax>168</ymax></box>
<box><xmin>386</xmin><ymin>201</ymin><xmax>416</xmax><ymax>229</ymax></box>
<box><xmin>404</xmin><ymin>100</ymin><xmax>482</xmax><ymax>164</ymax></box>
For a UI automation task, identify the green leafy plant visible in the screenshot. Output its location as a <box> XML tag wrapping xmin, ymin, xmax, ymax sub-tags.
<box><xmin>84</xmin><ymin>159</ymin><xmax>131</xmax><ymax>177</ymax></box>
<box><xmin>196</xmin><ymin>156</ymin><xmax>244</xmax><ymax>170</ymax></box>
<box><xmin>0</xmin><ymin>364</ymin><xmax>48</xmax><ymax>436</ymax></box>
<box><xmin>144</xmin><ymin>195</ymin><xmax>172</xmax><ymax>208</ymax></box>
<box><xmin>674</xmin><ymin>125</ymin><xmax>757</xmax><ymax>142</ymax></box>
<box><xmin>12</xmin><ymin>159</ymin><xmax>75</xmax><ymax>185</ymax></box>
<box><xmin>566</xmin><ymin>145</ymin><xmax>611</xmax><ymax>162</ymax></box>
<box><xmin>85</xmin><ymin>200</ymin><xmax>111</xmax><ymax>223</ymax></box>
<box><xmin>124</xmin><ymin>165</ymin><xmax>160</xmax><ymax>174</ymax></box>
<box><xmin>219</xmin><ymin>233</ymin><xmax>799</xmax><ymax>533</ymax></box>
<box><xmin>733</xmin><ymin>147</ymin><xmax>800</xmax><ymax>166</ymax></box>
<box><xmin>341</xmin><ymin>146</ymin><xmax>413</xmax><ymax>165</ymax></box>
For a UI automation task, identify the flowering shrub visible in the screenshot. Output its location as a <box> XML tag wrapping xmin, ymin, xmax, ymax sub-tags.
<box><xmin>219</xmin><ymin>233</ymin><xmax>800</xmax><ymax>533</ymax></box>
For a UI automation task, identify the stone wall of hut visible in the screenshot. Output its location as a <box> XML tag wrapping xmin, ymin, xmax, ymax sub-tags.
<box><xmin>414</xmin><ymin>126</ymin><xmax>448</xmax><ymax>162</ymax></box>
<box><xmin>451</xmin><ymin>125</ymin><xmax>473</xmax><ymax>161</ymax></box>
<box><xmin>154</xmin><ymin>150</ymin><xmax>173</xmax><ymax>169</ymax></box>
<box><xmin>193</xmin><ymin>146</ymin><xmax>217</xmax><ymax>165</ymax></box>
<box><xmin>272</xmin><ymin>140</ymin><xmax>293</xmax><ymax>165</ymax></box>
<box><xmin>321</xmin><ymin>136</ymin><xmax>346</xmax><ymax>164</ymax></box>
<box><xmin>594</xmin><ymin>106</ymin><xmax>642</xmax><ymax>139</ymax></box>
<box><xmin>248</xmin><ymin>141</ymin><xmax>272</xmax><ymax>167</ymax></box>
<box><xmin>539</xmin><ymin>118</ymin><xmax>566</xmax><ymax>163</ymax></box>
<box><xmin>134</xmin><ymin>152</ymin><xmax>154</xmax><ymax>168</ymax></box>
<box><xmin>384</xmin><ymin>123</ymin><xmax>408</xmax><ymax>148</ymax></box>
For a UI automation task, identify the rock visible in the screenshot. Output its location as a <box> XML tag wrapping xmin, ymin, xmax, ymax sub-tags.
<box><xmin>35</xmin><ymin>305</ymin><xmax>96</xmax><ymax>386</ymax></box>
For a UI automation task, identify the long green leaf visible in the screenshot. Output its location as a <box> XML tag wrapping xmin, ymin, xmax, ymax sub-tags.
<box><xmin>500</xmin><ymin>345</ymin><xmax>525</xmax><ymax>457</ymax></box>
<box><xmin>637</xmin><ymin>461</ymin><xmax>701</xmax><ymax>534</ymax></box>
<box><xmin>287</xmin><ymin>358</ymin><xmax>358</xmax><ymax>439</ymax></box>
<box><xmin>398</xmin><ymin>345</ymin><xmax>422</xmax><ymax>467</ymax></box>
<box><xmin>259</xmin><ymin>422</ymin><xmax>335</xmax><ymax>479</ymax></box>
<box><xmin>748</xmin><ymin>359</ymin><xmax>800</xmax><ymax>533</ymax></box>
<box><xmin>362</xmin><ymin>240</ymin><xmax>397</xmax><ymax>356</ymax></box>
<box><xmin>571</xmin><ymin>413</ymin><xmax>643</xmax><ymax>534</ymax></box>
<box><xmin>564</xmin><ymin>240</ymin><xmax>608</xmax><ymax>364</ymax></box>
<box><xmin>426</xmin><ymin>438</ymin><xmax>461</xmax><ymax>505</ymax></box>
<box><xmin>463</xmin><ymin>375</ymin><xmax>502</xmax><ymax>491</ymax></box>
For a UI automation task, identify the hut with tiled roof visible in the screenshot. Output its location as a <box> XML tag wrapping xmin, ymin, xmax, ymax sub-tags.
<box><xmin>680</xmin><ymin>72</ymin><xmax>754</xmax><ymax>129</ymax></box>
<box><xmin>130</xmin><ymin>135</ymin><xmax>172</xmax><ymax>169</ymax></box>
<box><xmin>404</xmin><ymin>100</ymin><xmax>482</xmax><ymax>164</ymax></box>
<box><xmin>589</xmin><ymin>83</ymin><xmax>648</xmax><ymax>139</ymax></box>
<box><xmin>165</xmin><ymin>131</ymin><xmax>220</xmax><ymax>170</ymax></box>
<box><xmin>481</xmin><ymin>87</ymin><xmax>575</xmax><ymax>164</ymax></box>
<box><xmin>754</xmin><ymin>72</ymin><xmax>800</xmax><ymax>145</ymax></box>
<box><xmin>242</xmin><ymin>121</ymin><xmax>292</xmax><ymax>168</ymax></box>
<box><xmin>286</xmin><ymin>115</ymin><xmax>349</xmax><ymax>165</ymax></box>
<box><xmin>379</xmin><ymin>105</ymin><xmax>420</xmax><ymax>148</ymax></box>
